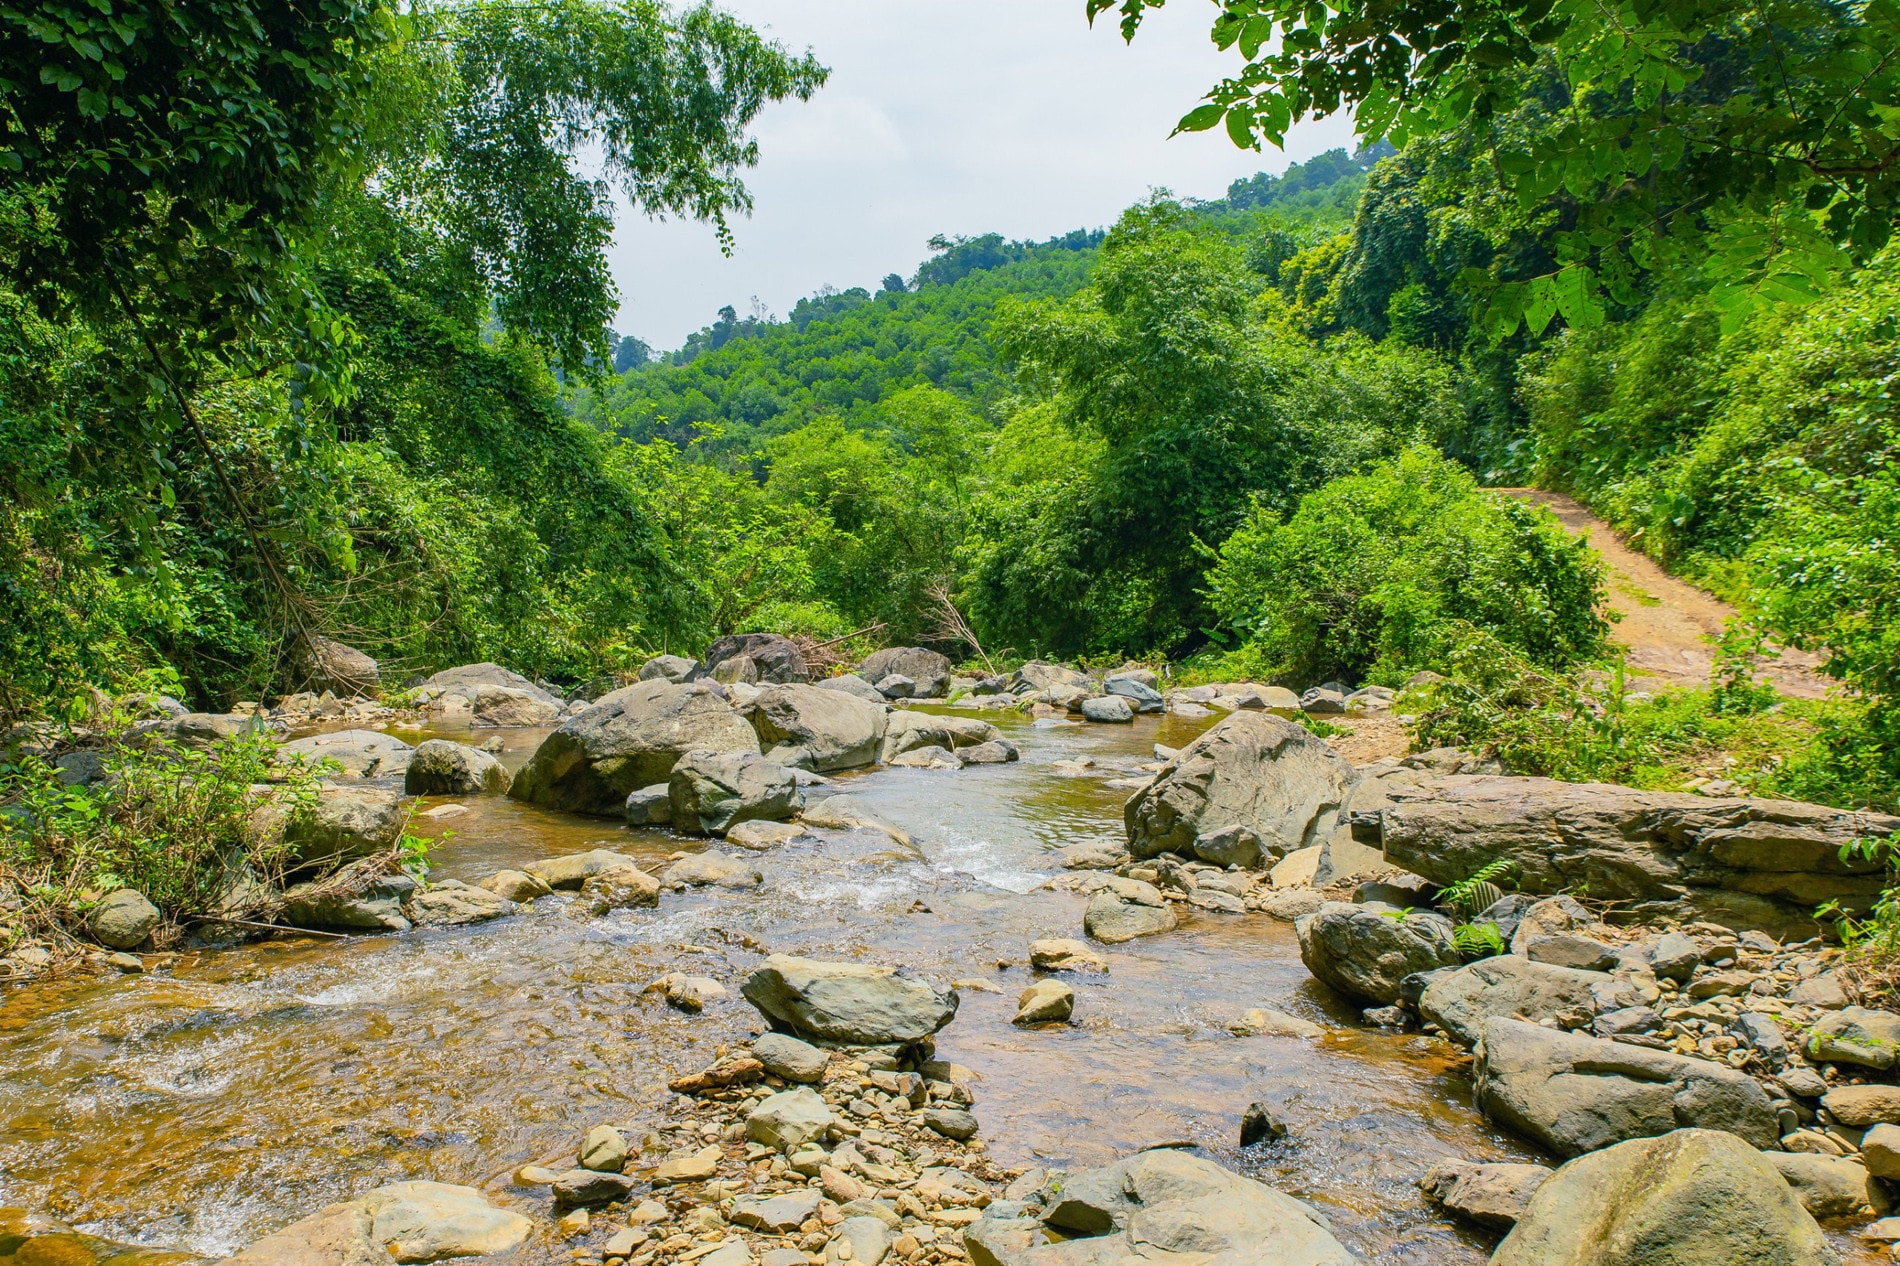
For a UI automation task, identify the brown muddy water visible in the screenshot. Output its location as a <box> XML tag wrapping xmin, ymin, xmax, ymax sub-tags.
<box><xmin>2</xmin><ymin>709</ymin><xmax>1876</xmax><ymax>1263</ymax></box>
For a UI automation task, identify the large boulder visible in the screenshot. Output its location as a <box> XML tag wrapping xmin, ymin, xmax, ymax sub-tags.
<box><xmin>669</xmin><ymin>749</ymin><xmax>798</xmax><ymax>835</ymax></box>
<box><xmin>1295</xmin><ymin>902</ymin><xmax>1461</xmax><ymax>1006</ymax></box>
<box><xmin>293</xmin><ymin>633</ymin><xmax>380</xmax><ymax>699</ymax></box>
<box><xmin>1014</xmin><ymin>661</ymin><xmax>1090</xmax><ymax>694</ymax></box>
<box><xmin>523</xmin><ymin>847</ymin><xmax>646</xmax><ymax>891</ymax></box>
<box><xmin>859</xmin><ymin>647</ymin><xmax>953</xmax><ymax>699</ymax></box>
<box><xmin>741</xmin><ymin>954</ymin><xmax>958</xmax><ymax>1045</ymax></box>
<box><xmin>1419</xmin><ymin>955</ymin><xmax>1608</xmax><ymax>1046</ymax></box>
<box><xmin>280</xmin><ymin>858</ymin><xmax>418</xmax><ymax>931</ymax></box>
<box><xmin>968</xmin><ymin>1148</ymin><xmax>1357</xmax><ymax>1265</ymax></box>
<box><xmin>1125</xmin><ymin>713</ymin><xmax>1357</xmax><ymax>863</ymax></box>
<box><xmin>704</xmin><ymin>633</ymin><xmax>809</xmax><ymax>685</ymax></box>
<box><xmin>215</xmin><ymin>1181</ymin><xmax>531</xmax><ymax>1266</ymax></box>
<box><xmin>1084</xmin><ymin>880</ymin><xmax>1179</xmax><ymax>944</ymax></box>
<box><xmin>417</xmin><ymin>662</ymin><xmax>560</xmax><ymax>707</ymax></box>
<box><xmin>274</xmin><ymin>785</ymin><xmax>407</xmax><ymax>867</ymax></box>
<box><xmin>404</xmin><ymin>740</ymin><xmax>510</xmax><ymax>796</ymax></box>
<box><xmin>90</xmin><ymin>889</ymin><xmax>160</xmax><ymax>949</ymax></box>
<box><xmin>882</xmin><ymin>710</ymin><xmax>1000</xmax><ymax>762</ymax></box>
<box><xmin>1492</xmin><ymin>1129</ymin><xmax>1834</xmax><ymax>1266</ymax></box>
<box><xmin>1374</xmin><ymin>774</ymin><xmax>1900</xmax><ymax>935</ymax></box>
<box><xmin>508</xmin><ymin>680</ymin><xmax>759</xmax><ymax>816</ymax></box>
<box><xmin>278</xmin><ymin>729</ymin><xmax>414</xmax><ymax>781</ymax></box>
<box><xmin>1474</xmin><ymin>1017</ymin><xmax>1781</xmax><ymax>1156</ymax></box>
<box><xmin>1103</xmin><ymin>675</ymin><xmax>1165</xmax><ymax>713</ymax></box>
<box><xmin>639</xmin><ymin>654</ymin><xmax>702</xmax><ymax>683</ymax></box>
<box><xmin>749</xmin><ymin>683</ymin><xmax>888</xmax><ymax>771</ymax></box>
<box><xmin>469</xmin><ymin>685</ymin><xmax>561</xmax><ymax>728</ymax></box>
<box><xmin>815</xmin><ymin>674</ymin><xmax>888</xmax><ymax>706</ymax></box>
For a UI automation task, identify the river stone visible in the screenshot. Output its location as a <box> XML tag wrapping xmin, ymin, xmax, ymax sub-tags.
<box><xmin>1013</xmin><ymin>979</ymin><xmax>1074</xmax><ymax>1025</ymax></box>
<box><xmin>1079</xmin><ymin>695</ymin><xmax>1135</xmax><ymax>724</ymax></box>
<box><xmin>669</xmin><ymin>749</ymin><xmax>797</xmax><ymax>835</ymax></box>
<box><xmin>1230</xmin><ymin>1007</ymin><xmax>1325</xmax><ymax>1038</ymax></box>
<box><xmin>1492</xmin><ymin>1129</ymin><xmax>1834</xmax><ymax>1266</ymax></box>
<box><xmin>1806</xmin><ymin>1006</ymin><xmax>1900</xmax><ymax>1069</ymax></box>
<box><xmin>346</xmin><ymin>1181</ymin><xmax>533</xmax><ymax>1262</ymax></box>
<box><xmin>747</xmin><ymin>1086</ymin><xmax>834</xmax><ymax>1152</ymax></box>
<box><xmin>576</xmin><ymin>865</ymin><xmax>661</xmax><ymax>916</ymax></box>
<box><xmin>468</xmin><ymin>684</ymin><xmax>561</xmax><ymax>728</ymax></box>
<box><xmin>996</xmin><ymin>1148</ymin><xmax>1357</xmax><ymax>1265</ymax></box>
<box><xmin>552</xmin><ymin>1168</ymin><xmax>640</xmax><ymax>1206</ymax></box>
<box><xmin>277</xmin><ymin>785</ymin><xmax>409</xmax><ymax>868</ymax></box>
<box><xmin>726</xmin><ymin>819</ymin><xmax>807</xmax><ymax>849</ymax></box>
<box><xmin>213</xmin><ymin>1200</ymin><xmax>385</xmax><ymax>1266</ymax></box>
<box><xmin>816</xmin><ymin>673</ymin><xmax>889</xmax><ymax>706</ymax></box>
<box><xmin>889</xmin><ymin>744</ymin><xmax>960</xmax><ymax>769</ymax></box>
<box><xmin>753</xmin><ymin>1032</ymin><xmax>829</xmax><ymax>1083</ymax></box>
<box><xmin>1295</xmin><ymin>902</ymin><xmax>1460</xmax><ymax>1006</ymax></box>
<box><xmin>509</xmin><ymin>680</ymin><xmax>759</xmax><ymax>816</ymax></box>
<box><xmin>625</xmin><ymin>783</ymin><xmax>673</xmax><ymax>824</ymax></box>
<box><xmin>661</xmin><ymin>850</ymin><xmax>762</xmax><ymax>889</ymax></box>
<box><xmin>279</xmin><ymin>859</ymin><xmax>417</xmax><ymax>931</ymax></box>
<box><xmin>404</xmin><ymin>881</ymin><xmax>510</xmax><ymax>927</ymax></box>
<box><xmin>89</xmin><ymin>889</ymin><xmax>160</xmax><ymax>950</ymax></box>
<box><xmin>1030</xmin><ymin>938</ymin><xmax>1107</xmax><ymax>972</ymax></box>
<box><xmin>832</xmin><ymin>1216</ymin><xmax>892</xmax><ymax>1266</ymax></box>
<box><xmin>524</xmin><ymin>847</ymin><xmax>644</xmax><ymax>890</ymax></box>
<box><xmin>1418</xmin><ymin>1160</ymin><xmax>1553</xmax><ymax>1230</ymax></box>
<box><xmin>160</xmin><ymin>711</ymin><xmax>262</xmax><ymax>749</ymax></box>
<box><xmin>880</xmin><ymin>710</ymin><xmax>981</xmax><ymax>762</ymax></box>
<box><xmin>1374</xmin><ymin>774</ymin><xmax>1900</xmax><ymax>936</ymax></box>
<box><xmin>1767</xmin><ymin>1151</ymin><xmax>1876</xmax><ymax>1219</ymax></box>
<box><xmin>924</xmin><ymin>1106</ymin><xmax>979</xmax><ymax>1140</ymax></box>
<box><xmin>580</xmin><ymin>1124</ymin><xmax>627</xmax><ymax>1173</ymax></box>
<box><xmin>1125</xmin><ymin>712</ymin><xmax>1356</xmax><ymax>862</ymax></box>
<box><xmin>960</xmin><ymin>739</ymin><xmax>1020</xmax><ymax>764</ymax></box>
<box><xmin>293</xmin><ymin>633</ymin><xmax>380</xmax><ymax>698</ymax></box>
<box><xmin>730</xmin><ymin>1189</ymin><xmax>824</xmax><ymax>1234</ymax></box>
<box><xmin>639</xmin><ymin>654</ymin><xmax>702</xmax><ymax>683</ymax></box>
<box><xmin>742</xmin><ymin>954</ymin><xmax>959</xmax><ymax>1044</ymax></box>
<box><xmin>1103</xmin><ymin>675</ymin><xmax>1164</xmax><ymax>713</ymax></box>
<box><xmin>1820</xmin><ymin>1083</ymin><xmax>1900</xmax><ymax>1127</ymax></box>
<box><xmin>1015</xmin><ymin>660</ymin><xmax>1091</xmax><ymax>693</ymax></box>
<box><xmin>751</xmin><ymin>682</ymin><xmax>889</xmax><ymax>772</ymax></box>
<box><xmin>705</xmin><ymin>633</ymin><xmax>809</xmax><ymax>684</ymax></box>
<box><xmin>419</xmin><ymin>662</ymin><xmax>560</xmax><ymax>707</ymax></box>
<box><xmin>278</xmin><ymin>730</ymin><xmax>415</xmax><ymax>782</ymax></box>
<box><xmin>479</xmin><ymin>870</ymin><xmax>548</xmax><ymax>905</ymax></box>
<box><xmin>404</xmin><ymin>740</ymin><xmax>510</xmax><ymax>796</ymax></box>
<box><xmin>1083</xmin><ymin>887</ymin><xmax>1179</xmax><ymax>944</ymax></box>
<box><xmin>1418</xmin><ymin>955</ymin><xmax>1607</xmax><ymax>1046</ymax></box>
<box><xmin>1474</xmin><ymin>1017</ymin><xmax>1780</xmax><ymax>1155</ymax></box>
<box><xmin>1194</xmin><ymin>824</ymin><xmax>1265</xmax><ymax>869</ymax></box>
<box><xmin>860</xmin><ymin>647</ymin><xmax>953</xmax><ymax>699</ymax></box>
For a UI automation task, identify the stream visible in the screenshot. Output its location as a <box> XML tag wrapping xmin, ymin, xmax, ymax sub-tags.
<box><xmin>0</xmin><ymin>708</ymin><xmax>1632</xmax><ymax>1262</ymax></box>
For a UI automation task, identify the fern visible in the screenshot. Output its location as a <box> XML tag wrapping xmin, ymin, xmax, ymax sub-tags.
<box><xmin>1440</xmin><ymin>859</ymin><xmax>1516</xmax><ymax>917</ymax></box>
<box><xmin>1453</xmin><ymin>921</ymin><xmax>1508</xmax><ymax>961</ymax></box>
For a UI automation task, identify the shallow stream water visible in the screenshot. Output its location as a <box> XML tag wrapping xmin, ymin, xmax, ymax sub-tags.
<box><xmin>1</xmin><ymin>709</ymin><xmax>1875</xmax><ymax>1263</ymax></box>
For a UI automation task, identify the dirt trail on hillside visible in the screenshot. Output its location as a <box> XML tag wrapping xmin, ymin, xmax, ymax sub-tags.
<box><xmin>1504</xmin><ymin>489</ymin><xmax>1832</xmax><ymax>699</ymax></box>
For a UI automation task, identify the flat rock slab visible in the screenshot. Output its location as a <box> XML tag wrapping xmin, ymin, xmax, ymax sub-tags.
<box><xmin>742</xmin><ymin>955</ymin><xmax>958</xmax><ymax>1045</ymax></box>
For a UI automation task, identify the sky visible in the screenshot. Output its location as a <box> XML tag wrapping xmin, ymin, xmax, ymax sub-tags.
<box><xmin>609</xmin><ymin>0</ymin><xmax>1357</xmax><ymax>349</ymax></box>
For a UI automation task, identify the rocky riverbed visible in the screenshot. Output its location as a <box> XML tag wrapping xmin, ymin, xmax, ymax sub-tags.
<box><xmin>2</xmin><ymin>649</ymin><xmax>1893</xmax><ymax>1265</ymax></box>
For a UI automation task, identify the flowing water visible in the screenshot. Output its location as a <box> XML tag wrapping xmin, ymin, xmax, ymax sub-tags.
<box><xmin>0</xmin><ymin>709</ymin><xmax>1874</xmax><ymax>1263</ymax></box>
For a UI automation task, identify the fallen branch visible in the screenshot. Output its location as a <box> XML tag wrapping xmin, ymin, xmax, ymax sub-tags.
<box><xmin>191</xmin><ymin>915</ymin><xmax>349</xmax><ymax>940</ymax></box>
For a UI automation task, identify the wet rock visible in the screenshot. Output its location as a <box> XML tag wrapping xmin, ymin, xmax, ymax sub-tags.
<box><xmin>1474</xmin><ymin>1017</ymin><xmax>1780</xmax><ymax>1156</ymax></box>
<box><xmin>889</xmin><ymin>744</ymin><xmax>960</xmax><ymax>769</ymax></box>
<box><xmin>1079</xmin><ymin>695</ymin><xmax>1135</xmax><ymax>724</ymax></box>
<box><xmin>747</xmin><ymin>1087</ymin><xmax>835</xmax><ymax>1152</ymax></box>
<box><xmin>646</xmin><ymin>972</ymin><xmax>727</xmax><ymax>1013</ymax></box>
<box><xmin>726</xmin><ymin>819</ymin><xmax>807</xmax><ymax>850</ymax></box>
<box><xmin>753</xmin><ymin>1032</ymin><xmax>829</xmax><ymax>1083</ymax></box>
<box><xmin>1229</xmin><ymin>1008</ymin><xmax>1324</xmax><ymax>1039</ymax></box>
<box><xmin>279</xmin><ymin>859</ymin><xmax>417</xmax><ymax>931</ymax></box>
<box><xmin>1126</xmin><ymin>713</ymin><xmax>1355</xmax><ymax>862</ymax></box>
<box><xmin>751</xmin><ymin>682</ymin><xmax>890</xmax><ymax>772</ymax></box>
<box><xmin>1103</xmin><ymin>675</ymin><xmax>1164</xmax><ymax>713</ymax></box>
<box><xmin>733</xmin><ymin>1190</ymin><xmax>825</xmax><ymax>1234</ymax></box>
<box><xmin>742</xmin><ymin>954</ymin><xmax>959</xmax><ymax>1045</ymax></box>
<box><xmin>859</xmin><ymin>648</ymin><xmax>953</xmax><ymax>699</ymax></box>
<box><xmin>404</xmin><ymin>740</ymin><xmax>510</xmax><ymax>796</ymax></box>
<box><xmin>1418</xmin><ymin>1160</ymin><xmax>1551</xmax><ymax>1230</ymax></box>
<box><xmin>1240</xmin><ymin>1102</ymin><xmax>1287</xmax><ymax>1146</ymax></box>
<box><xmin>800</xmin><ymin>795</ymin><xmax>912</xmax><ymax>847</ymax></box>
<box><xmin>293</xmin><ymin>634</ymin><xmax>380</xmax><ymax>698</ymax></box>
<box><xmin>640</xmin><ymin>654</ymin><xmax>702</xmax><ymax>683</ymax></box>
<box><xmin>213</xmin><ymin>1201</ymin><xmax>382</xmax><ymax>1266</ymax></box>
<box><xmin>575</xmin><ymin>864</ymin><xmax>661</xmax><ymax>916</ymax></box>
<box><xmin>89</xmin><ymin>889</ymin><xmax>159</xmax><ymax>950</ymax></box>
<box><xmin>960</xmin><ymin>740</ymin><xmax>1020</xmax><ymax>765</ymax></box>
<box><xmin>1495</xmin><ymin>1130</ymin><xmax>1833</xmax><ymax>1266</ymax></box>
<box><xmin>705</xmin><ymin>633</ymin><xmax>809</xmax><ymax>684</ymax></box>
<box><xmin>1806</xmin><ymin>1006</ymin><xmax>1900</xmax><ymax>1069</ymax></box>
<box><xmin>924</xmin><ymin>1106</ymin><xmax>978</xmax><ymax>1140</ymax></box>
<box><xmin>509</xmin><ymin>680</ymin><xmax>759</xmax><ymax>816</ymax></box>
<box><xmin>815</xmin><ymin>673</ymin><xmax>888</xmax><ymax>706</ymax></box>
<box><xmin>1418</xmin><ymin>955</ymin><xmax>1606</xmax><ymax>1046</ymax></box>
<box><xmin>1767</xmin><ymin>1151</ymin><xmax>1876</xmax><ymax>1219</ymax></box>
<box><xmin>1013</xmin><ymin>980</ymin><xmax>1074</xmax><ymax>1025</ymax></box>
<box><xmin>553</xmin><ymin>1168</ymin><xmax>640</xmax><ymax>1206</ymax></box>
<box><xmin>523</xmin><ymin>847</ymin><xmax>643</xmax><ymax>890</ymax></box>
<box><xmin>1029</xmin><ymin>938</ymin><xmax>1107</xmax><ymax>972</ymax></box>
<box><xmin>581</xmin><ymin>1124</ymin><xmax>627</xmax><ymax>1172</ymax></box>
<box><xmin>669</xmin><ymin>749</ymin><xmax>797</xmax><ymax>836</ymax></box>
<box><xmin>1083</xmin><ymin>883</ymin><xmax>1179</xmax><ymax>945</ymax></box>
<box><xmin>661</xmin><ymin>850</ymin><xmax>763</xmax><ymax>890</ymax></box>
<box><xmin>404</xmin><ymin>881</ymin><xmax>510</xmax><ymax>927</ymax></box>
<box><xmin>624</xmin><ymin>783</ymin><xmax>673</xmax><ymax>825</ymax></box>
<box><xmin>279</xmin><ymin>730</ymin><xmax>417</xmax><ymax>784</ymax></box>
<box><xmin>1296</xmin><ymin>902</ymin><xmax>1461</xmax><ymax>1006</ymax></box>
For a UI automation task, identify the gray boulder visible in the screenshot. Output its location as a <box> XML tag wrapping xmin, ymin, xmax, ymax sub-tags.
<box><xmin>278</xmin><ymin>729</ymin><xmax>414</xmax><ymax>780</ymax></box>
<box><xmin>1474</xmin><ymin>1017</ymin><xmax>1781</xmax><ymax>1156</ymax></box>
<box><xmin>1102</xmin><ymin>676</ymin><xmax>1164</xmax><ymax>713</ymax></box>
<box><xmin>753</xmin><ymin>1032</ymin><xmax>829</xmax><ymax>1083</ymax></box>
<box><xmin>293</xmin><ymin>633</ymin><xmax>380</xmax><ymax>698</ymax></box>
<box><xmin>973</xmin><ymin>1148</ymin><xmax>1357</xmax><ymax>1265</ymax></box>
<box><xmin>1079</xmin><ymin>695</ymin><xmax>1135</xmax><ymax>724</ymax></box>
<box><xmin>1806</xmin><ymin>1006</ymin><xmax>1900</xmax><ymax>1070</ymax></box>
<box><xmin>1014</xmin><ymin>660</ymin><xmax>1091</xmax><ymax>694</ymax></box>
<box><xmin>1084</xmin><ymin>880</ymin><xmax>1179</xmax><ymax>944</ymax></box>
<box><xmin>276</xmin><ymin>785</ymin><xmax>407</xmax><ymax>867</ymax></box>
<box><xmin>669</xmin><ymin>749</ymin><xmax>797</xmax><ymax>835</ymax></box>
<box><xmin>815</xmin><ymin>674</ymin><xmax>889</xmax><ymax>706</ymax></box>
<box><xmin>523</xmin><ymin>847</ymin><xmax>645</xmax><ymax>891</ymax></box>
<box><xmin>661</xmin><ymin>850</ymin><xmax>764</xmax><ymax>889</ymax></box>
<box><xmin>741</xmin><ymin>954</ymin><xmax>958</xmax><ymax>1045</ymax></box>
<box><xmin>1125</xmin><ymin>713</ymin><xmax>1356</xmax><ymax>861</ymax></box>
<box><xmin>625</xmin><ymin>783</ymin><xmax>673</xmax><ymax>825</ymax></box>
<box><xmin>90</xmin><ymin>889</ymin><xmax>160</xmax><ymax>949</ymax></box>
<box><xmin>639</xmin><ymin>654</ymin><xmax>702</xmax><ymax>683</ymax></box>
<box><xmin>280</xmin><ymin>857</ymin><xmax>418</xmax><ymax>931</ymax></box>
<box><xmin>1493</xmin><ymin>1129</ymin><xmax>1834</xmax><ymax>1266</ymax></box>
<box><xmin>883</xmin><ymin>710</ymin><xmax>999</xmax><ymax>762</ymax></box>
<box><xmin>509</xmin><ymin>680</ymin><xmax>759</xmax><ymax>816</ymax></box>
<box><xmin>960</xmin><ymin>740</ymin><xmax>1020</xmax><ymax>765</ymax></box>
<box><xmin>1295</xmin><ymin>902</ymin><xmax>1460</xmax><ymax>1006</ymax></box>
<box><xmin>705</xmin><ymin>633</ymin><xmax>808</xmax><ymax>685</ymax></box>
<box><xmin>404</xmin><ymin>881</ymin><xmax>511</xmax><ymax>927</ymax></box>
<box><xmin>859</xmin><ymin>647</ymin><xmax>953</xmax><ymax>699</ymax></box>
<box><xmin>469</xmin><ymin>684</ymin><xmax>561</xmax><ymax>728</ymax></box>
<box><xmin>404</xmin><ymin>739</ymin><xmax>510</xmax><ymax>796</ymax></box>
<box><xmin>1418</xmin><ymin>1160</ymin><xmax>1552</xmax><ymax>1229</ymax></box>
<box><xmin>418</xmin><ymin>662</ymin><xmax>560</xmax><ymax>706</ymax></box>
<box><xmin>1419</xmin><ymin>955</ymin><xmax>1608</xmax><ymax>1046</ymax></box>
<box><xmin>750</xmin><ymin>683</ymin><xmax>888</xmax><ymax>772</ymax></box>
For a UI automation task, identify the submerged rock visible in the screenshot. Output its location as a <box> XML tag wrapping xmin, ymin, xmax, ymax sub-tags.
<box><xmin>1418</xmin><ymin>1160</ymin><xmax>1552</xmax><ymax>1230</ymax></box>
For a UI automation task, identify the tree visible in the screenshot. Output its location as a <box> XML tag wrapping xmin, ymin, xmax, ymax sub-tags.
<box><xmin>613</xmin><ymin>334</ymin><xmax>652</xmax><ymax>372</ymax></box>
<box><xmin>880</xmin><ymin>272</ymin><xmax>907</xmax><ymax>294</ymax></box>
<box><xmin>1095</xmin><ymin>0</ymin><xmax>1900</xmax><ymax>332</ymax></box>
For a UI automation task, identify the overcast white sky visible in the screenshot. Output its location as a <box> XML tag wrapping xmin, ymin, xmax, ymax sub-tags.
<box><xmin>609</xmin><ymin>0</ymin><xmax>1356</xmax><ymax>349</ymax></box>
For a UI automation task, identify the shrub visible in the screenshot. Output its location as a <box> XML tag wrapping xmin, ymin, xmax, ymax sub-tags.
<box><xmin>1203</xmin><ymin>448</ymin><xmax>1609</xmax><ymax>686</ymax></box>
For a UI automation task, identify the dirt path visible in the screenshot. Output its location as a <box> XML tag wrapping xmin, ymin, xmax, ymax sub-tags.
<box><xmin>1505</xmin><ymin>489</ymin><xmax>1832</xmax><ymax>699</ymax></box>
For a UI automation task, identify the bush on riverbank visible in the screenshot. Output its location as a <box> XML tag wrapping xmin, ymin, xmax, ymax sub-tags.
<box><xmin>0</xmin><ymin>729</ymin><xmax>331</xmax><ymax>959</ymax></box>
